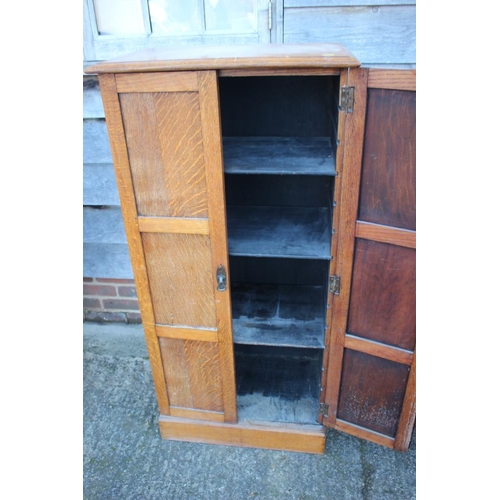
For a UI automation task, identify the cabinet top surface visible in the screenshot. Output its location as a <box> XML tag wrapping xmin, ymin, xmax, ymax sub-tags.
<box><xmin>85</xmin><ymin>43</ymin><xmax>360</xmax><ymax>74</ymax></box>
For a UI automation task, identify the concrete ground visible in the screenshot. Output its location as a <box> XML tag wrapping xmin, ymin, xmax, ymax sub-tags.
<box><xmin>83</xmin><ymin>322</ymin><xmax>416</xmax><ymax>500</ymax></box>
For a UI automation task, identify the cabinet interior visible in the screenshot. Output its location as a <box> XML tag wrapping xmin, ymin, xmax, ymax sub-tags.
<box><xmin>220</xmin><ymin>74</ymin><xmax>339</xmax><ymax>425</ymax></box>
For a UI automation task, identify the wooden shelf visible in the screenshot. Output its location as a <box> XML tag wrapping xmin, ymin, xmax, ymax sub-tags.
<box><xmin>231</xmin><ymin>283</ymin><xmax>326</xmax><ymax>348</ymax></box>
<box><xmin>235</xmin><ymin>345</ymin><xmax>323</xmax><ymax>425</ymax></box>
<box><xmin>226</xmin><ymin>206</ymin><xmax>332</xmax><ymax>259</ymax></box>
<box><xmin>223</xmin><ymin>137</ymin><xmax>335</xmax><ymax>175</ymax></box>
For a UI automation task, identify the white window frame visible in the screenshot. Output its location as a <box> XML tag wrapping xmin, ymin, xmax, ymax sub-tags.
<box><xmin>84</xmin><ymin>0</ymin><xmax>275</xmax><ymax>63</ymax></box>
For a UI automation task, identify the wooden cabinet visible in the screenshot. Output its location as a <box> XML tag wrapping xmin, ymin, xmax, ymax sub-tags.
<box><xmin>86</xmin><ymin>44</ymin><xmax>416</xmax><ymax>454</ymax></box>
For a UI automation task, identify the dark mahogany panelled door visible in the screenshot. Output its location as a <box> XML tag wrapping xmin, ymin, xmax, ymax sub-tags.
<box><xmin>324</xmin><ymin>68</ymin><xmax>416</xmax><ymax>451</ymax></box>
<box><xmin>98</xmin><ymin>71</ymin><xmax>237</xmax><ymax>424</ymax></box>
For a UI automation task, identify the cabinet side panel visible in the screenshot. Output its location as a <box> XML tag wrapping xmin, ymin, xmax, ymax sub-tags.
<box><xmin>159</xmin><ymin>338</ymin><xmax>224</xmax><ymax>412</ymax></box>
<box><xmin>120</xmin><ymin>92</ymin><xmax>209</xmax><ymax>217</ymax></box>
<box><xmin>347</xmin><ymin>239</ymin><xmax>416</xmax><ymax>351</ymax></box>
<box><xmin>337</xmin><ymin>350</ymin><xmax>410</xmax><ymax>437</ymax></box>
<box><xmin>142</xmin><ymin>233</ymin><xmax>217</xmax><ymax>328</ymax></box>
<box><xmin>358</xmin><ymin>88</ymin><xmax>416</xmax><ymax>231</ymax></box>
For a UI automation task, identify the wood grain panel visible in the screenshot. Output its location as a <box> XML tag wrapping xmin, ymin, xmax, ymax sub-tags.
<box><xmin>367</xmin><ymin>69</ymin><xmax>416</xmax><ymax>91</ymax></box>
<box><xmin>159</xmin><ymin>338</ymin><xmax>224</xmax><ymax>412</ymax></box>
<box><xmin>159</xmin><ymin>415</ymin><xmax>326</xmax><ymax>454</ymax></box>
<box><xmin>97</xmin><ymin>74</ymin><xmax>170</xmax><ymax>414</ymax></box>
<box><xmin>154</xmin><ymin>91</ymin><xmax>208</xmax><ymax>216</ymax></box>
<box><xmin>199</xmin><ymin>71</ymin><xmax>238</xmax><ymax>423</ymax></box>
<box><xmin>348</xmin><ymin>239</ymin><xmax>416</xmax><ymax>351</ymax></box>
<box><xmin>120</xmin><ymin>91</ymin><xmax>208</xmax><ymax>217</ymax></box>
<box><xmin>169</xmin><ymin>407</ymin><xmax>225</xmax><ymax>423</ymax></box>
<box><xmin>358</xmin><ymin>88</ymin><xmax>416</xmax><ymax>230</ymax></box>
<box><xmin>119</xmin><ymin>92</ymin><xmax>169</xmax><ymax>216</ymax></box>
<box><xmin>138</xmin><ymin>216</ymin><xmax>210</xmax><ymax>235</ymax></box>
<box><xmin>344</xmin><ymin>334</ymin><xmax>413</xmax><ymax>366</ymax></box>
<box><xmin>334</xmin><ymin>419</ymin><xmax>395</xmax><ymax>449</ymax></box>
<box><xmin>156</xmin><ymin>325</ymin><xmax>218</xmax><ymax>342</ymax></box>
<box><xmin>337</xmin><ymin>350</ymin><xmax>410</xmax><ymax>437</ymax></box>
<box><xmin>116</xmin><ymin>72</ymin><xmax>198</xmax><ymax>93</ymax></box>
<box><xmin>142</xmin><ymin>233</ymin><xmax>216</xmax><ymax>328</ymax></box>
<box><xmin>355</xmin><ymin>221</ymin><xmax>415</xmax><ymax>249</ymax></box>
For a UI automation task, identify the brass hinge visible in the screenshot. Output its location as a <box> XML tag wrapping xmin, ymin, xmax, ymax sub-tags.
<box><xmin>329</xmin><ymin>275</ymin><xmax>340</xmax><ymax>295</ymax></box>
<box><xmin>319</xmin><ymin>403</ymin><xmax>329</xmax><ymax>417</ymax></box>
<box><xmin>340</xmin><ymin>86</ymin><xmax>355</xmax><ymax>113</ymax></box>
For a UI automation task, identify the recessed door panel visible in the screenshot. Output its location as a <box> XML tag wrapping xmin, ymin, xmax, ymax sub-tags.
<box><xmin>142</xmin><ymin>233</ymin><xmax>217</xmax><ymax>328</ymax></box>
<box><xmin>120</xmin><ymin>91</ymin><xmax>209</xmax><ymax>218</ymax></box>
<box><xmin>358</xmin><ymin>88</ymin><xmax>416</xmax><ymax>231</ymax></box>
<box><xmin>348</xmin><ymin>239</ymin><xmax>416</xmax><ymax>351</ymax></box>
<box><xmin>337</xmin><ymin>350</ymin><xmax>410</xmax><ymax>437</ymax></box>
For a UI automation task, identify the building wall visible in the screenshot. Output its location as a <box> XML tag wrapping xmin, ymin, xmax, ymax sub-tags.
<box><xmin>83</xmin><ymin>0</ymin><xmax>416</xmax><ymax>322</ymax></box>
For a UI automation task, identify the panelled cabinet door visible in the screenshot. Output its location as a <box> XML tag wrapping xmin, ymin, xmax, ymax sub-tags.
<box><xmin>98</xmin><ymin>70</ymin><xmax>237</xmax><ymax>423</ymax></box>
<box><xmin>324</xmin><ymin>68</ymin><xmax>416</xmax><ymax>451</ymax></box>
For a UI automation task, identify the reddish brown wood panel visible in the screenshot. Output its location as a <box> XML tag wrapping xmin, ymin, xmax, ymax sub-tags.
<box><xmin>159</xmin><ymin>338</ymin><xmax>224</xmax><ymax>413</ymax></box>
<box><xmin>119</xmin><ymin>92</ymin><xmax>209</xmax><ymax>218</ymax></box>
<box><xmin>358</xmin><ymin>88</ymin><xmax>416</xmax><ymax>231</ymax></box>
<box><xmin>347</xmin><ymin>239</ymin><xmax>416</xmax><ymax>351</ymax></box>
<box><xmin>141</xmin><ymin>233</ymin><xmax>217</xmax><ymax>328</ymax></box>
<box><xmin>337</xmin><ymin>350</ymin><xmax>410</xmax><ymax>437</ymax></box>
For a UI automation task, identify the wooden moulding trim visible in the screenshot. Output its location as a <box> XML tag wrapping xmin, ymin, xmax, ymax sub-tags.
<box><xmin>138</xmin><ymin>216</ymin><xmax>210</xmax><ymax>235</ymax></box>
<box><xmin>355</xmin><ymin>221</ymin><xmax>416</xmax><ymax>249</ymax></box>
<box><xmin>158</xmin><ymin>416</ymin><xmax>326</xmax><ymax>454</ymax></box>
<box><xmin>335</xmin><ymin>419</ymin><xmax>395</xmax><ymax>449</ymax></box>
<box><xmin>169</xmin><ymin>407</ymin><xmax>225</xmax><ymax>423</ymax></box>
<box><xmin>156</xmin><ymin>324</ymin><xmax>218</xmax><ymax>342</ymax></box>
<box><xmin>97</xmin><ymin>73</ymin><xmax>171</xmax><ymax>415</ymax></box>
<box><xmin>115</xmin><ymin>72</ymin><xmax>199</xmax><ymax>93</ymax></box>
<box><xmin>219</xmin><ymin>68</ymin><xmax>340</xmax><ymax>77</ymax></box>
<box><xmin>344</xmin><ymin>334</ymin><xmax>414</xmax><ymax>366</ymax></box>
<box><xmin>367</xmin><ymin>69</ymin><xmax>416</xmax><ymax>92</ymax></box>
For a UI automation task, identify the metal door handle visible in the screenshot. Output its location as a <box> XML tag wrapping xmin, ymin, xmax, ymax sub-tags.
<box><xmin>216</xmin><ymin>265</ymin><xmax>226</xmax><ymax>292</ymax></box>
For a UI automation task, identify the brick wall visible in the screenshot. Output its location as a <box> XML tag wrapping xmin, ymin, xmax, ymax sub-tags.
<box><xmin>83</xmin><ymin>278</ymin><xmax>142</xmax><ymax>324</ymax></box>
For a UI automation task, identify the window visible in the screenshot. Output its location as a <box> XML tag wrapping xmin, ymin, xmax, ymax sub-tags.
<box><xmin>84</xmin><ymin>0</ymin><xmax>272</xmax><ymax>63</ymax></box>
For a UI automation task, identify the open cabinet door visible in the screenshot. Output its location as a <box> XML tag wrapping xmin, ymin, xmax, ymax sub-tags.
<box><xmin>98</xmin><ymin>71</ymin><xmax>237</xmax><ymax>424</ymax></box>
<box><xmin>323</xmin><ymin>68</ymin><xmax>416</xmax><ymax>451</ymax></box>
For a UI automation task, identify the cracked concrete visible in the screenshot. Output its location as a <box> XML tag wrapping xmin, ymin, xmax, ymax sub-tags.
<box><xmin>83</xmin><ymin>322</ymin><xmax>415</xmax><ymax>500</ymax></box>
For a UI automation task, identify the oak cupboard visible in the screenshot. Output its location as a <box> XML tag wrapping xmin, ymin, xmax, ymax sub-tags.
<box><xmin>85</xmin><ymin>44</ymin><xmax>416</xmax><ymax>454</ymax></box>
